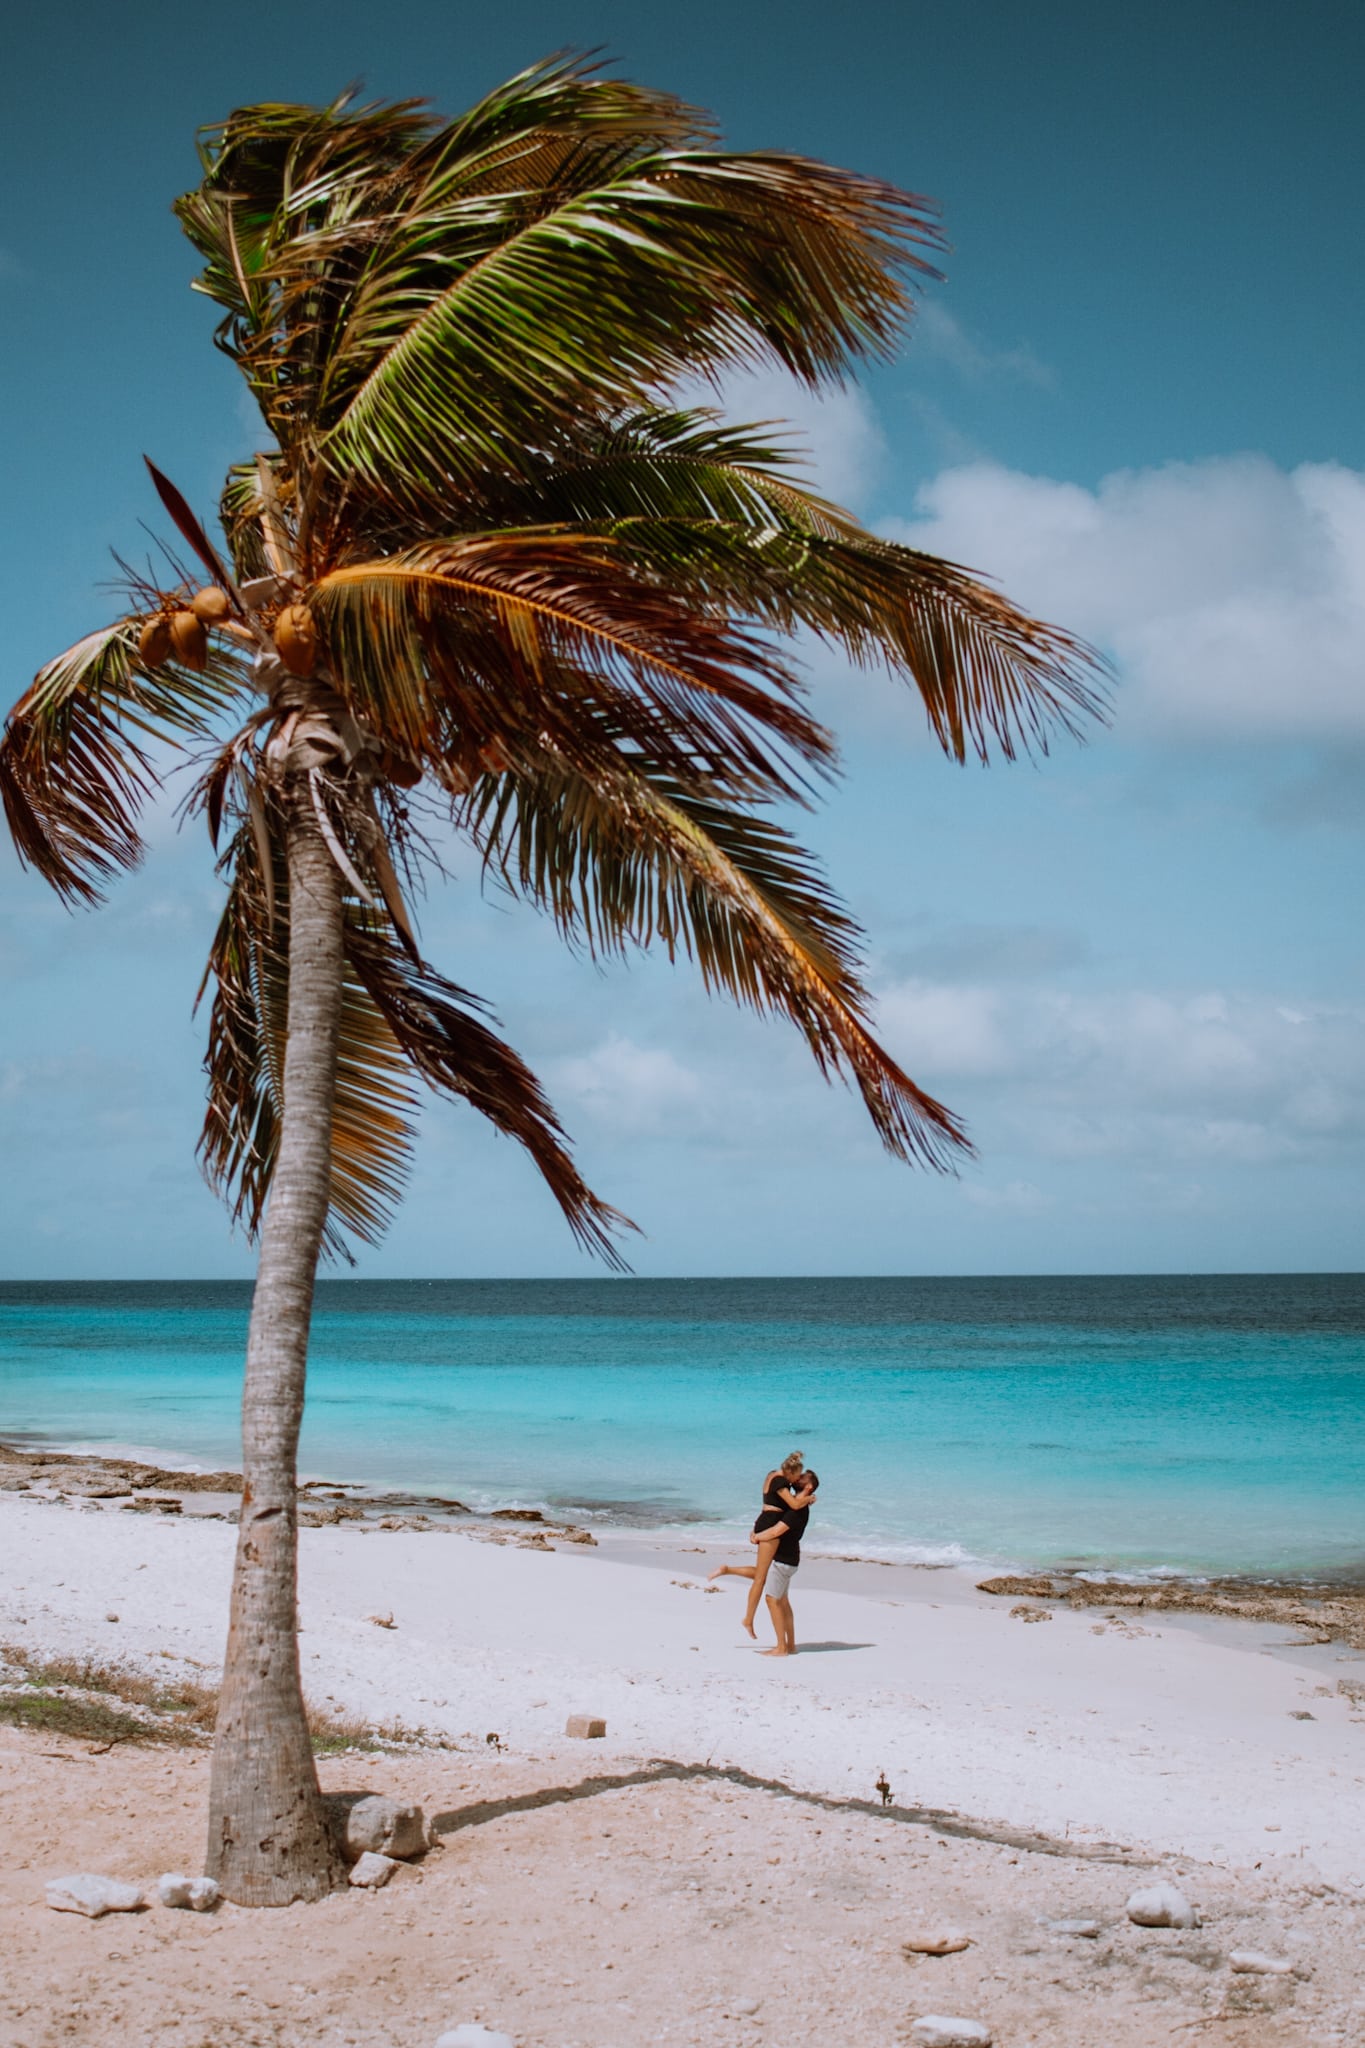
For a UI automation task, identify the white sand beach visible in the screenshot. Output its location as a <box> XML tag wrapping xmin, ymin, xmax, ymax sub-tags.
<box><xmin>3</xmin><ymin>1486</ymin><xmax>1365</xmax><ymax>2045</ymax></box>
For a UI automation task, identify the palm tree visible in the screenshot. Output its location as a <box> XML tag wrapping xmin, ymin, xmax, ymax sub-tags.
<box><xmin>0</xmin><ymin>58</ymin><xmax>1105</xmax><ymax>1903</ymax></box>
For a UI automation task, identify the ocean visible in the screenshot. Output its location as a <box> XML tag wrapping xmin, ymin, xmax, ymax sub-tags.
<box><xmin>2</xmin><ymin>1274</ymin><xmax>1362</xmax><ymax>1581</ymax></box>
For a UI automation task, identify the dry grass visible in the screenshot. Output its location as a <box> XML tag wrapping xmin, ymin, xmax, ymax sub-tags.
<box><xmin>0</xmin><ymin>1642</ymin><xmax>426</xmax><ymax>1753</ymax></box>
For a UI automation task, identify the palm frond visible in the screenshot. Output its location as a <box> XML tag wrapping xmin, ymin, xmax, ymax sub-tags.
<box><xmin>465</xmin><ymin>755</ymin><xmax>969</xmax><ymax>1170</ymax></box>
<box><xmin>1</xmin><ymin>618</ymin><xmax>250</xmax><ymax>903</ymax></box>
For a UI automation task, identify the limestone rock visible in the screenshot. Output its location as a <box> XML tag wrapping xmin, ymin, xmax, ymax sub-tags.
<box><xmin>909</xmin><ymin>2017</ymin><xmax>992</xmax><ymax>2048</ymax></box>
<box><xmin>1048</xmin><ymin>1917</ymin><xmax>1101</xmax><ymax>1938</ymax></box>
<box><xmin>565</xmin><ymin>1715</ymin><xmax>606</xmax><ymax>1739</ymax></box>
<box><xmin>435</xmin><ymin>2029</ymin><xmax>516</xmax><ymax>2048</ymax></box>
<box><xmin>903</xmin><ymin>1928</ymin><xmax>973</xmax><ymax>1955</ymax></box>
<box><xmin>348</xmin><ymin>1851</ymin><xmax>397</xmax><ymax>1889</ymax></box>
<box><xmin>1127</xmin><ymin>1882</ymin><xmax>1199</xmax><ymax>1928</ymax></box>
<box><xmin>156</xmin><ymin>1873</ymin><xmax>220</xmax><ymax>1912</ymax></box>
<box><xmin>330</xmin><ymin>1793</ymin><xmax>428</xmax><ymax>1860</ymax></box>
<box><xmin>45</xmin><ymin>1874</ymin><xmax>144</xmax><ymax>1917</ymax></box>
<box><xmin>1230</xmin><ymin>1950</ymin><xmax>1293</xmax><ymax>1975</ymax></box>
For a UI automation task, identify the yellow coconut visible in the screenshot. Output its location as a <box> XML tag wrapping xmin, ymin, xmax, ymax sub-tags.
<box><xmin>169</xmin><ymin>610</ymin><xmax>208</xmax><ymax>672</ymax></box>
<box><xmin>189</xmin><ymin>585</ymin><xmax>231</xmax><ymax>624</ymax></box>
<box><xmin>138</xmin><ymin>616</ymin><xmax>173</xmax><ymax>666</ymax></box>
<box><xmin>274</xmin><ymin>602</ymin><xmax>319</xmax><ymax>677</ymax></box>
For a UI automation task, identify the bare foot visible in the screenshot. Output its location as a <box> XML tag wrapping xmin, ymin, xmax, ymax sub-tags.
<box><xmin>707</xmin><ymin>1567</ymin><xmax>728</xmax><ymax>1582</ymax></box>
<box><xmin>742</xmin><ymin>1618</ymin><xmax>757</xmax><ymax>1639</ymax></box>
<box><xmin>761</xmin><ymin>1646</ymin><xmax>791</xmax><ymax>1657</ymax></box>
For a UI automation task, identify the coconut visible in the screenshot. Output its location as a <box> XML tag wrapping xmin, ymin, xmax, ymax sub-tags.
<box><xmin>169</xmin><ymin>611</ymin><xmax>208</xmax><ymax>672</ymax></box>
<box><xmin>138</xmin><ymin>616</ymin><xmax>173</xmax><ymax>666</ymax></box>
<box><xmin>274</xmin><ymin>603</ymin><xmax>319</xmax><ymax>677</ymax></box>
<box><xmin>189</xmin><ymin>585</ymin><xmax>231</xmax><ymax>624</ymax></box>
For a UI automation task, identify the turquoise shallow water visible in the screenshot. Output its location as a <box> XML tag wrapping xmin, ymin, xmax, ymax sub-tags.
<box><xmin>1</xmin><ymin>1275</ymin><xmax>1362</xmax><ymax>1579</ymax></box>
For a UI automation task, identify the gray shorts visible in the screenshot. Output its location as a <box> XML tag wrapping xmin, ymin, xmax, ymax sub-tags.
<box><xmin>766</xmin><ymin>1560</ymin><xmax>797</xmax><ymax>1601</ymax></box>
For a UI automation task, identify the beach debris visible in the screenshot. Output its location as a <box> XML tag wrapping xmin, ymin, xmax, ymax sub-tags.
<box><xmin>909</xmin><ymin>2017</ymin><xmax>992</xmax><ymax>2048</ymax></box>
<box><xmin>435</xmin><ymin>2028</ymin><xmax>516</xmax><ymax>2048</ymax></box>
<box><xmin>565</xmin><ymin>1715</ymin><xmax>607</xmax><ymax>1739</ymax></box>
<box><xmin>903</xmin><ymin>1929</ymin><xmax>973</xmax><ymax>1956</ymax></box>
<box><xmin>348</xmin><ymin>1850</ymin><xmax>397</xmax><ymax>1889</ymax></box>
<box><xmin>1288</xmin><ymin>1709</ymin><xmax>1315</xmax><ymax>1720</ymax></box>
<box><xmin>1047</xmin><ymin>1917</ymin><xmax>1101</xmax><ymax>1938</ymax></box>
<box><xmin>105</xmin><ymin>1612</ymin><xmax>119</xmax><ymax>1623</ymax></box>
<box><xmin>366</xmin><ymin>1612</ymin><xmax>396</xmax><ymax>1628</ymax></box>
<box><xmin>156</xmin><ymin>1873</ymin><xmax>220</xmax><ymax>1912</ymax></box>
<box><xmin>876</xmin><ymin>1772</ymin><xmax>893</xmax><ymax>1806</ymax></box>
<box><xmin>1126</xmin><ymin>1881</ymin><xmax>1200</xmax><ymax>1928</ymax></box>
<box><xmin>330</xmin><ymin>1793</ymin><xmax>429</xmax><ymax>1861</ymax></box>
<box><xmin>1009</xmin><ymin>1604</ymin><xmax>1052</xmax><ymax>1623</ymax></box>
<box><xmin>485</xmin><ymin>1731</ymin><xmax>503</xmax><ymax>1750</ymax></box>
<box><xmin>45</xmin><ymin>1873</ymin><xmax>144</xmax><ymax>1918</ymax></box>
<box><xmin>1230</xmin><ymin>1950</ymin><xmax>1294</xmax><ymax>1975</ymax></box>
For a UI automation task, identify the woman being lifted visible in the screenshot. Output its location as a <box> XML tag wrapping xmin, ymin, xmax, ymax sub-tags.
<box><xmin>709</xmin><ymin>1451</ymin><xmax>817</xmax><ymax>1637</ymax></box>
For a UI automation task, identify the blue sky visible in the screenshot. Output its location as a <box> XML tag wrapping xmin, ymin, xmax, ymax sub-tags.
<box><xmin>2</xmin><ymin>0</ymin><xmax>1362</xmax><ymax>1277</ymax></box>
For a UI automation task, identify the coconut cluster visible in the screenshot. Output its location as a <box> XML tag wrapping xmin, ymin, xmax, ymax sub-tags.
<box><xmin>138</xmin><ymin>586</ymin><xmax>232</xmax><ymax>672</ymax></box>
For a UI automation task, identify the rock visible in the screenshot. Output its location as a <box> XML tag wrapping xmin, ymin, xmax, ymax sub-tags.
<box><xmin>156</xmin><ymin>1873</ymin><xmax>220</xmax><ymax>1912</ymax></box>
<box><xmin>45</xmin><ymin>1874</ymin><xmax>144</xmax><ymax>1918</ymax></box>
<box><xmin>348</xmin><ymin>1851</ymin><xmax>396</xmax><ymax>1889</ymax></box>
<box><xmin>491</xmin><ymin>1509</ymin><xmax>543</xmax><ymax>1522</ymax></box>
<box><xmin>977</xmin><ymin>1575</ymin><xmax>1055</xmax><ymax>1598</ymax></box>
<box><xmin>1048</xmin><ymin>1917</ymin><xmax>1101</xmax><ymax>1938</ymax></box>
<box><xmin>435</xmin><ymin>2030</ymin><xmax>516</xmax><ymax>2048</ymax></box>
<box><xmin>903</xmin><ymin>1929</ymin><xmax>973</xmax><ymax>1955</ymax></box>
<box><xmin>1009</xmin><ymin>1604</ymin><xmax>1053</xmax><ymax>1622</ymax></box>
<box><xmin>1229</xmin><ymin>1950</ymin><xmax>1293</xmax><ymax>1975</ymax></box>
<box><xmin>331</xmin><ymin>1793</ymin><xmax>429</xmax><ymax>1861</ymax></box>
<box><xmin>909</xmin><ymin>2018</ymin><xmax>992</xmax><ymax>2048</ymax></box>
<box><xmin>565</xmin><ymin>1715</ymin><xmax>607</xmax><ymax>1739</ymax></box>
<box><xmin>105</xmin><ymin>1612</ymin><xmax>119</xmax><ymax>1623</ymax></box>
<box><xmin>1126</xmin><ymin>1882</ymin><xmax>1200</xmax><ymax>1928</ymax></box>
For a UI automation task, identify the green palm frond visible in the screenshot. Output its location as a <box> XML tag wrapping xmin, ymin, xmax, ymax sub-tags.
<box><xmin>465</xmin><ymin>754</ymin><xmax>968</xmax><ymax>1170</ymax></box>
<box><xmin>313</xmin><ymin>537</ymin><xmax>834</xmax><ymax>796</ymax></box>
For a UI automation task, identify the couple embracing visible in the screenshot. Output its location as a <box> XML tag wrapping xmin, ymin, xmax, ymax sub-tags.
<box><xmin>710</xmin><ymin>1450</ymin><xmax>818</xmax><ymax>1657</ymax></box>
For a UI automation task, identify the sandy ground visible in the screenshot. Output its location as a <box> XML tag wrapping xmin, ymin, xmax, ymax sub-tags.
<box><xmin>2</xmin><ymin>1491</ymin><xmax>1365</xmax><ymax>2045</ymax></box>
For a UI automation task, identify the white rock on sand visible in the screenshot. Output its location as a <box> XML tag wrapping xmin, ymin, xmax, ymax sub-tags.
<box><xmin>334</xmin><ymin>1792</ymin><xmax>427</xmax><ymax>1860</ymax></box>
<box><xmin>1126</xmin><ymin>1881</ymin><xmax>1200</xmax><ymax>1928</ymax></box>
<box><xmin>156</xmin><ymin>1872</ymin><xmax>220</xmax><ymax>1911</ymax></box>
<box><xmin>435</xmin><ymin>2028</ymin><xmax>516</xmax><ymax>2048</ymax></box>
<box><xmin>910</xmin><ymin>2018</ymin><xmax>993</xmax><ymax>2048</ymax></box>
<box><xmin>348</xmin><ymin>1850</ymin><xmax>397</xmax><ymax>1889</ymax></box>
<box><xmin>1229</xmin><ymin>1950</ymin><xmax>1294</xmax><ymax>1974</ymax></box>
<box><xmin>45</xmin><ymin>1873</ymin><xmax>143</xmax><ymax>1917</ymax></box>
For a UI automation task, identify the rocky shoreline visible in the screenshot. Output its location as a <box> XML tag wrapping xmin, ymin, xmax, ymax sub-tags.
<box><xmin>0</xmin><ymin>1439</ymin><xmax>596</xmax><ymax>1545</ymax></box>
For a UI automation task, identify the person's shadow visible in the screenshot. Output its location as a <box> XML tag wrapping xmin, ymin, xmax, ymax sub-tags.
<box><xmin>778</xmin><ymin>1640</ymin><xmax>873</xmax><ymax>1653</ymax></box>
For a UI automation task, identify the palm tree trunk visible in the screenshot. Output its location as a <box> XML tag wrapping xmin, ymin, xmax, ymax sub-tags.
<box><xmin>206</xmin><ymin>781</ymin><xmax>348</xmax><ymax>1904</ymax></box>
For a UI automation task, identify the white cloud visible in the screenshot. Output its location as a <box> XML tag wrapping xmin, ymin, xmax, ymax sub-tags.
<box><xmin>878</xmin><ymin>980</ymin><xmax>1365</xmax><ymax>1166</ymax></box>
<box><xmin>550</xmin><ymin>1033</ymin><xmax>704</xmax><ymax>1137</ymax></box>
<box><xmin>886</xmin><ymin>455</ymin><xmax>1365</xmax><ymax>738</ymax></box>
<box><xmin>912</xmin><ymin>301</ymin><xmax>1053</xmax><ymax>387</ymax></box>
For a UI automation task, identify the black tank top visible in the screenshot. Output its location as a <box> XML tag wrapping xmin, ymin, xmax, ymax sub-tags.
<box><xmin>763</xmin><ymin>1472</ymin><xmax>796</xmax><ymax>1511</ymax></box>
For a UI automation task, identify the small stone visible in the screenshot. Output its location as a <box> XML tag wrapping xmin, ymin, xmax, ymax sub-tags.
<box><xmin>435</xmin><ymin>2029</ymin><xmax>516</xmax><ymax>2048</ymax></box>
<box><xmin>903</xmin><ymin>1928</ymin><xmax>973</xmax><ymax>1955</ymax></box>
<box><xmin>1126</xmin><ymin>1881</ymin><xmax>1199</xmax><ymax>1928</ymax></box>
<box><xmin>1048</xmin><ymin>1917</ymin><xmax>1101</xmax><ymax>1938</ymax></box>
<box><xmin>330</xmin><ymin>1793</ymin><xmax>429</xmax><ymax>1861</ymax></box>
<box><xmin>731</xmin><ymin>1998</ymin><xmax>761</xmax><ymax>2015</ymax></box>
<box><xmin>157</xmin><ymin>1873</ymin><xmax>220</xmax><ymax>1912</ymax></box>
<box><xmin>565</xmin><ymin>1715</ymin><xmax>607</xmax><ymax>1739</ymax></box>
<box><xmin>45</xmin><ymin>1874</ymin><xmax>144</xmax><ymax>1918</ymax></box>
<box><xmin>1230</xmin><ymin>1950</ymin><xmax>1293</xmax><ymax>1975</ymax></box>
<box><xmin>909</xmin><ymin>2017</ymin><xmax>993</xmax><ymax>2048</ymax></box>
<box><xmin>348</xmin><ymin>1851</ymin><xmax>396</xmax><ymax>1889</ymax></box>
<box><xmin>105</xmin><ymin>1612</ymin><xmax>119</xmax><ymax>1623</ymax></box>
